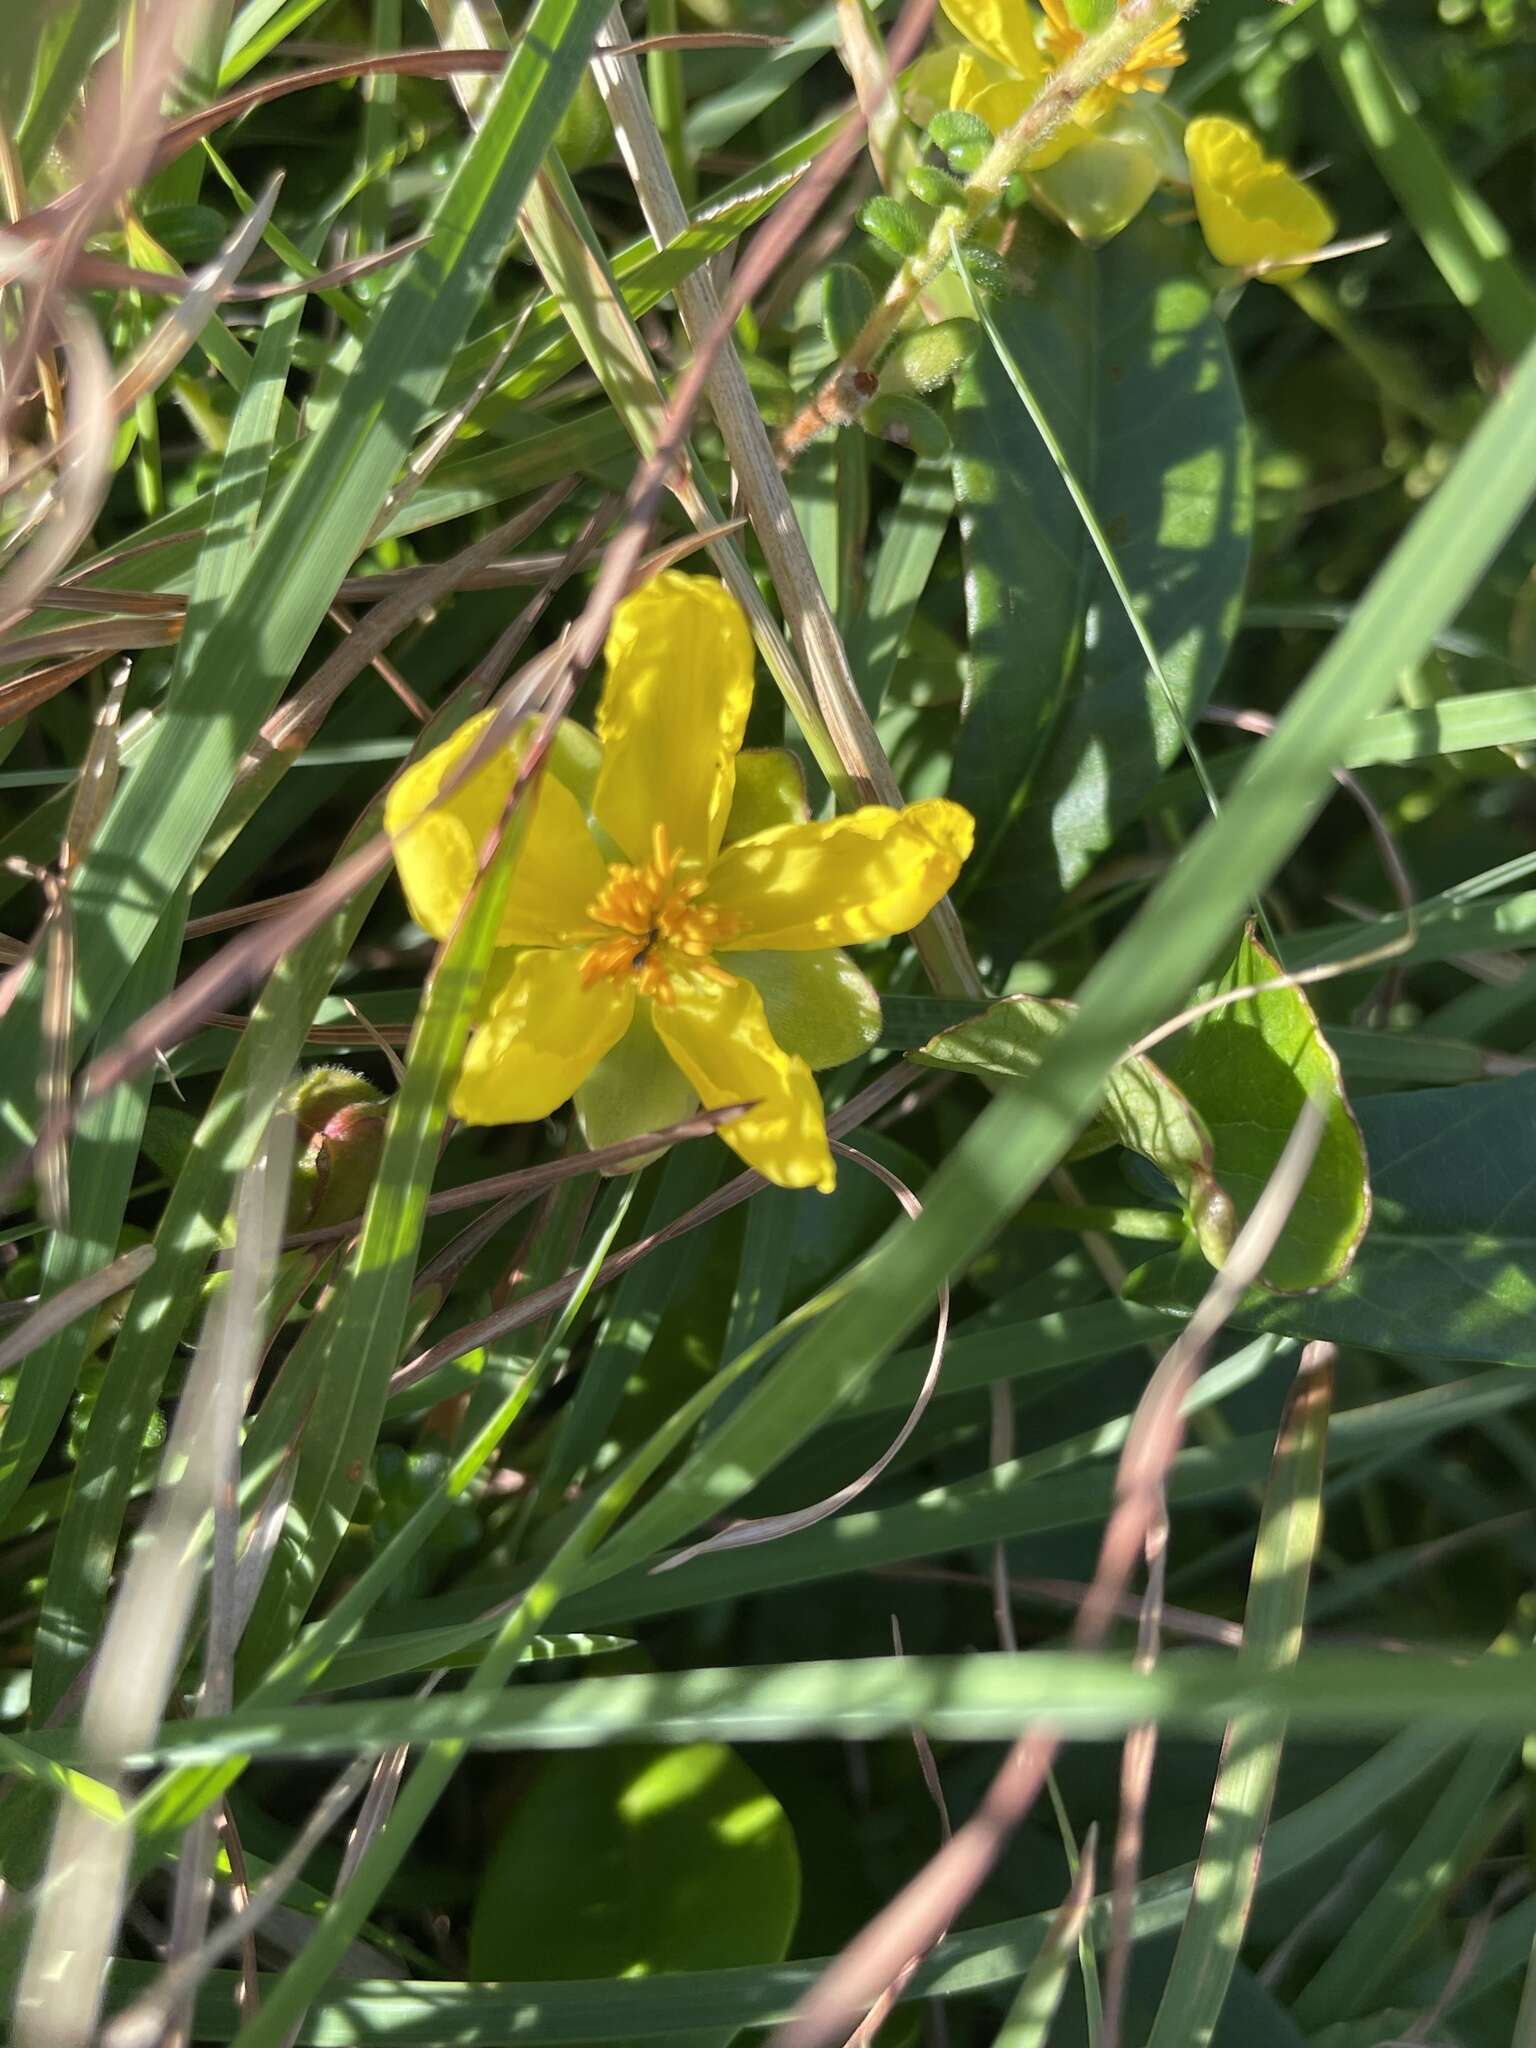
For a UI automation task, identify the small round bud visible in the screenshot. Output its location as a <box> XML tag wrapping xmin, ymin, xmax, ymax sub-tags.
<box><xmin>859</xmin><ymin>195</ymin><xmax>927</xmax><ymax>259</ymax></box>
<box><xmin>957</xmin><ymin>244</ymin><xmax>1011</xmax><ymax>298</ymax></box>
<box><xmin>878</xmin><ymin>317</ymin><xmax>978</xmax><ymax>398</ymax></box>
<box><xmin>284</xmin><ymin>1066</ymin><xmax>388</xmax><ymax>1230</ymax></box>
<box><xmin>906</xmin><ymin>165</ymin><xmax>968</xmax><ymax>210</ymax></box>
<box><xmin>927</xmin><ymin>109</ymin><xmax>992</xmax><ymax>155</ymax></box>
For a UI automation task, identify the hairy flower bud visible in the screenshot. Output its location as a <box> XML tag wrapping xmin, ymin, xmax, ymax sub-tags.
<box><xmin>285</xmin><ymin>1066</ymin><xmax>389</xmax><ymax>1230</ymax></box>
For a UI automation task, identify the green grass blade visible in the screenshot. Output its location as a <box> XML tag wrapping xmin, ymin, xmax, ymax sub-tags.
<box><xmin>0</xmin><ymin>0</ymin><xmax>609</xmax><ymax>1160</ymax></box>
<box><xmin>1314</xmin><ymin>0</ymin><xmax>1536</xmax><ymax>361</ymax></box>
<box><xmin>1145</xmin><ymin>1348</ymin><xmax>1332</xmax><ymax>2048</ymax></box>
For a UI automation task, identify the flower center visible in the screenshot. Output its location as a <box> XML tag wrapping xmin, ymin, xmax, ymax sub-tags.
<box><xmin>579</xmin><ymin>824</ymin><xmax>741</xmax><ymax>1004</ymax></box>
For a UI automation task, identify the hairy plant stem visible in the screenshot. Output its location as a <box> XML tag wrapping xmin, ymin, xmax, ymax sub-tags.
<box><xmin>780</xmin><ymin>0</ymin><xmax>1200</xmax><ymax>460</ymax></box>
<box><xmin>592</xmin><ymin>7</ymin><xmax>985</xmax><ymax>998</ymax></box>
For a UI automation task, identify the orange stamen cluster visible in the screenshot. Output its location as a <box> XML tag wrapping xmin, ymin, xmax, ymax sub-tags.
<box><xmin>1038</xmin><ymin>0</ymin><xmax>1185</xmax><ymax>95</ymax></box>
<box><xmin>579</xmin><ymin>824</ymin><xmax>742</xmax><ymax>1005</ymax></box>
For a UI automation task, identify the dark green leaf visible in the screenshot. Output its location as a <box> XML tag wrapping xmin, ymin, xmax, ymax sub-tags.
<box><xmin>1129</xmin><ymin>1070</ymin><xmax>1536</xmax><ymax>1360</ymax></box>
<box><xmin>950</xmin><ymin>217</ymin><xmax>1251</xmax><ymax>941</ymax></box>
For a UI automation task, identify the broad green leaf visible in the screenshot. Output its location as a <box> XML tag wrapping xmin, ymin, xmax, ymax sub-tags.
<box><xmin>1129</xmin><ymin>1071</ymin><xmax>1536</xmax><ymax>1363</ymax></box>
<box><xmin>89</xmin><ymin>1722</ymin><xmax>1456</xmax><ymax>2040</ymax></box>
<box><xmin>1157</xmin><ymin>928</ymin><xmax>1370</xmax><ymax>1293</ymax></box>
<box><xmin>949</xmin><ymin>217</ymin><xmax>1251</xmax><ymax>936</ymax></box>
<box><xmin>914</xmin><ymin>995</ymin><xmax>1235</xmax><ymax>1267</ymax></box>
<box><xmin>468</xmin><ymin>1743</ymin><xmax>800</xmax><ymax>2003</ymax></box>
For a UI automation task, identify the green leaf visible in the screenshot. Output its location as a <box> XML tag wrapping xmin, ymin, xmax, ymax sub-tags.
<box><xmin>1157</xmin><ymin>927</ymin><xmax>1370</xmax><ymax>1293</ymax></box>
<box><xmin>468</xmin><ymin>1742</ymin><xmax>800</xmax><ymax>2003</ymax></box>
<box><xmin>1129</xmin><ymin>1071</ymin><xmax>1536</xmax><ymax>1363</ymax></box>
<box><xmin>914</xmin><ymin>995</ymin><xmax>1235</xmax><ymax>1267</ymax></box>
<box><xmin>949</xmin><ymin>216</ymin><xmax>1251</xmax><ymax>934</ymax></box>
<box><xmin>90</xmin><ymin>1720</ymin><xmax>1457</xmax><ymax>2040</ymax></box>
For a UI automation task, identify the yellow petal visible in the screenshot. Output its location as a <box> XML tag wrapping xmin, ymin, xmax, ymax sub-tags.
<box><xmin>385</xmin><ymin>711</ymin><xmax>607</xmax><ymax>946</ymax></box>
<box><xmin>452</xmin><ymin>947</ymin><xmax>634</xmax><ymax>1126</ymax></box>
<box><xmin>652</xmin><ymin>970</ymin><xmax>835</xmax><ymax>1193</ymax></box>
<box><xmin>593</xmin><ymin>571</ymin><xmax>755</xmax><ymax>865</ymax></box>
<box><xmin>939</xmin><ymin>0</ymin><xmax>1045</xmax><ymax>88</ymax></box>
<box><xmin>1186</xmin><ymin>115</ymin><xmax>1335</xmax><ymax>283</ymax></box>
<box><xmin>951</xmin><ymin>53</ymin><xmax>1079</xmax><ymax>167</ymax></box>
<box><xmin>707</xmin><ymin>800</ymin><xmax>975</xmax><ymax>952</ymax></box>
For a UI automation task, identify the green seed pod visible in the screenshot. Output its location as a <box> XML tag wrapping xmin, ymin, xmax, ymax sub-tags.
<box><xmin>821</xmin><ymin>263</ymin><xmax>877</xmax><ymax>357</ymax></box>
<box><xmin>863</xmin><ymin>394</ymin><xmax>951</xmax><ymax>460</ymax></box>
<box><xmin>878</xmin><ymin>316</ymin><xmax>978</xmax><ymax>397</ymax></box>
<box><xmin>906</xmin><ymin>164</ymin><xmax>968</xmax><ymax>210</ymax></box>
<box><xmin>859</xmin><ymin>195</ymin><xmax>927</xmax><ymax>259</ymax></box>
<box><xmin>285</xmin><ymin>1066</ymin><xmax>389</xmax><ymax>1230</ymax></box>
<box><xmin>927</xmin><ymin>109</ymin><xmax>992</xmax><ymax>155</ymax></box>
<box><xmin>958</xmin><ymin>244</ymin><xmax>1011</xmax><ymax>297</ymax></box>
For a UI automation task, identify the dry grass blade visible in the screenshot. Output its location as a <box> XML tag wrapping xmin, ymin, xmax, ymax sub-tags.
<box><xmin>37</xmin><ymin>880</ymin><xmax>74</xmax><ymax>1231</ymax></box>
<box><xmin>14</xmin><ymin>1116</ymin><xmax>292</xmax><ymax>2048</ymax></box>
<box><xmin>100</xmin><ymin>1756</ymin><xmax>378</xmax><ymax>2048</ymax></box>
<box><xmin>243</xmin><ymin>482</ymin><xmax>574</xmax><ymax>780</ymax></box>
<box><xmin>0</xmin><ymin>184</ymin><xmax>279</xmax><ymax>530</ymax></box>
<box><xmin>161</xmin><ymin>1126</ymin><xmax>294</xmax><ymax>2048</ymax></box>
<box><xmin>0</xmin><ymin>301</ymin><xmax>113</xmax><ymax>641</ymax></box>
<box><xmin>0</xmin><ymin>1243</ymin><xmax>154</xmax><ymax>1375</ymax></box>
<box><xmin>1103</xmin><ymin>1506</ymin><xmax>1169</xmax><ymax>2048</ymax></box>
<box><xmin>592</xmin><ymin>8</ymin><xmax>982</xmax><ymax>1000</ymax></box>
<box><xmin>994</xmin><ymin>1829</ymin><xmax>1101</xmax><ymax>2048</ymax></box>
<box><xmin>1</xmin><ymin>0</ymin><xmax>212</xmax><ymax>436</ymax></box>
<box><xmin>0</xmin><ymin>614</ymin><xmax>182</xmax><ymax>666</ymax></box>
<box><xmin>263</xmin><ymin>1102</ymin><xmax>752</xmax><ymax>1263</ymax></box>
<box><xmin>70</xmin><ymin>234</ymin><xmax>428</xmax><ymax>302</ymax></box>
<box><xmin>390</xmin><ymin>1064</ymin><xmax>914</xmax><ymax>1392</ymax></box>
<box><xmin>62</xmin><ymin>660</ymin><xmax>131</xmax><ymax>872</ymax></box>
<box><xmin>0</xmin><ymin>654</ymin><xmax>105</xmax><ymax>725</ymax></box>
<box><xmin>771</xmin><ymin>1100</ymin><xmax>1330</xmax><ymax>2048</ymax></box>
<box><xmin>653</xmin><ymin>1138</ymin><xmax>950</xmax><ymax>1568</ymax></box>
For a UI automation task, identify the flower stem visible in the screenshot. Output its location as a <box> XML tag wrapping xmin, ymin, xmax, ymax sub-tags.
<box><xmin>779</xmin><ymin>0</ymin><xmax>1201</xmax><ymax>461</ymax></box>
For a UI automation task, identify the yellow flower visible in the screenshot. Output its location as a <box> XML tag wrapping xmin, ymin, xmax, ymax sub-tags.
<box><xmin>939</xmin><ymin>0</ymin><xmax>1076</xmax><ymax>168</ymax></box>
<box><xmin>1037</xmin><ymin>0</ymin><xmax>1184</xmax><ymax>123</ymax></box>
<box><xmin>1186</xmin><ymin>116</ymin><xmax>1336</xmax><ymax>283</ymax></box>
<box><xmin>941</xmin><ymin>0</ymin><xmax>1184</xmax><ymax>154</ymax></box>
<box><xmin>385</xmin><ymin>572</ymin><xmax>974</xmax><ymax>1194</ymax></box>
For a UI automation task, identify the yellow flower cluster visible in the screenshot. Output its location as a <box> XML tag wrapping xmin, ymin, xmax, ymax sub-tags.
<box><xmin>386</xmin><ymin>573</ymin><xmax>974</xmax><ymax>1194</ymax></box>
<box><xmin>933</xmin><ymin>0</ymin><xmax>1336</xmax><ymax>274</ymax></box>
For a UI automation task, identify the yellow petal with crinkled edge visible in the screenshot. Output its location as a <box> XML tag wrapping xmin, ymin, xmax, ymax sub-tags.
<box><xmin>1186</xmin><ymin>116</ymin><xmax>1335</xmax><ymax>283</ymax></box>
<box><xmin>652</xmin><ymin>969</ymin><xmax>835</xmax><ymax>1193</ymax></box>
<box><xmin>707</xmin><ymin>800</ymin><xmax>975</xmax><ymax>952</ymax></box>
<box><xmin>950</xmin><ymin>53</ymin><xmax>1079</xmax><ymax>168</ymax></box>
<box><xmin>452</xmin><ymin>946</ymin><xmax>634</xmax><ymax>1126</ymax></box>
<box><xmin>940</xmin><ymin>0</ymin><xmax>1045</xmax><ymax>88</ymax></box>
<box><xmin>385</xmin><ymin>711</ymin><xmax>608</xmax><ymax>946</ymax></box>
<box><xmin>593</xmin><ymin>571</ymin><xmax>755</xmax><ymax>865</ymax></box>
